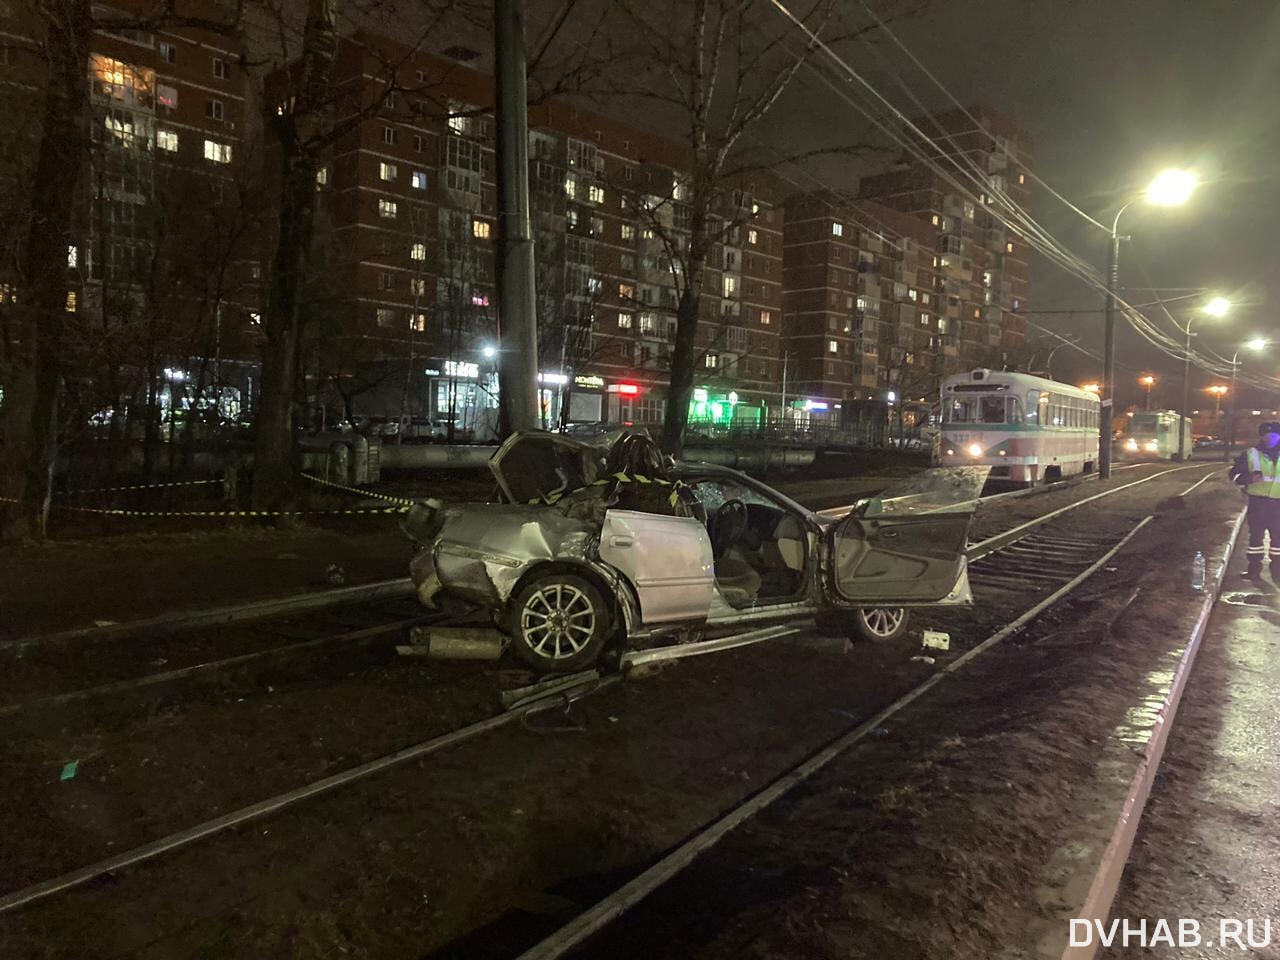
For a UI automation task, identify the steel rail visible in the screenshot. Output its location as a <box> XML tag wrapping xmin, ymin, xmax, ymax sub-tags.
<box><xmin>0</xmin><ymin>615</ymin><xmax>439</xmax><ymax>722</ymax></box>
<box><xmin>0</xmin><ymin>578</ymin><xmax>416</xmax><ymax>656</ymax></box>
<box><xmin>0</xmin><ymin>673</ymin><xmax>619</xmax><ymax>916</ymax></box>
<box><xmin>514</xmin><ymin>516</ymin><xmax>1157</xmax><ymax>960</ymax></box>
<box><xmin>966</xmin><ymin>462</ymin><xmax>1207</xmax><ymax>561</ymax></box>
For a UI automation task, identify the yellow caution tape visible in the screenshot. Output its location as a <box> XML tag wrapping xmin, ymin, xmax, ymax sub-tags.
<box><xmin>50</xmin><ymin>502</ymin><xmax>410</xmax><ymax>517</ymax></box>
<box><xmin>301</xmin><ymin>473</ymin><xmax>417</xmax><ymax>506</ymax></box>
<box><xmin>60</xmin><ymin>478</ymin><xmax>223</xmax><ymax>495</ymax></box>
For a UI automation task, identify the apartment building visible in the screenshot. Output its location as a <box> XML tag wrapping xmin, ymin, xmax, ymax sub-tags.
<box><xmin>305</xmin><ymin>33</ymin><xmax>784</xmax><ymax>433</ymax></box>
<box><xmin>858</xmin><ymin>105</ymin><xmax>1032</xmax><ymax>370</ymax></box>
<box><xmin>782</xmin><ymin>194</ymin><xmax>947</xmax><ymax>426</ymax></box>
<box><xmin>0</xmin><ymin>4</ymin><xmax>260</xmax><ymax>417</ymax></box>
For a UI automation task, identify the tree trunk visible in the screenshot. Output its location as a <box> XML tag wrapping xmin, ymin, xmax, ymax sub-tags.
<box><xmin>0</xmin><ymin>0</ymin><xmax>92</xmax><ymax>540</ymax></box>
<box><xmin>660</xmin><ymin>284</ymin><xmax>701</xmax><ymax>458</ymax></box>
<box><xmin>250</xmin><ymin>0</ymin><xmax>336</xmax><ymax>512</ymax></box>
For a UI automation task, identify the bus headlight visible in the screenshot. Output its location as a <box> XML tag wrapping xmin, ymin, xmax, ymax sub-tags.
<box><xmin>1125</xmin><ymin>438</ymin><xmax>1138</xmax><ymax>451</ymax></box>
<box><xmin>967</xmin><ymin>443</ymin><xmax>983</xmax><ymax>457</ymax></box>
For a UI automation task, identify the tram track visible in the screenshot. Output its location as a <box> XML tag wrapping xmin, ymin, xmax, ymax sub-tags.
<box><xmin>0</xmin><ymin>463</ymin><xmax>1222</xmax><ymax>933</ymax></box>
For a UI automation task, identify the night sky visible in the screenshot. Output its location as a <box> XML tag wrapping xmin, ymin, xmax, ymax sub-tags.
<box><xmin>796</xmin><ymin>0</ymin><xmax>1280</xmax><ymax>409</ymax></box>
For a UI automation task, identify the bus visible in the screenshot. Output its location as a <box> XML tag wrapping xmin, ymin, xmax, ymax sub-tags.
<box><xmin>939</xmin><ymin>369</ymin><xmax>1101</xmax><ymax>485</ymax></box>
<box><xmin>1124</xmin><ymin>411</ymin><xmax>1194</xmax><ymax>460</ymax></box>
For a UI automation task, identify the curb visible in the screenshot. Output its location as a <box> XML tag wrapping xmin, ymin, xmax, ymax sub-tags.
<box><xmin>0</xmin><ymin>578</ymin><xmax>415</xmax><ymax>655</ymax></box>
<box><xmin>1059</xmin><ymin>505</ymin><xmax>1248</xmax><ymax>960</ymax></box>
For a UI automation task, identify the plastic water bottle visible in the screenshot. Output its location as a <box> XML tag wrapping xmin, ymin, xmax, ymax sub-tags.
<box><xmin>1191</xmin><ymin>551</ymin><xmax>1206</xmax><ymax>593</ymax></box>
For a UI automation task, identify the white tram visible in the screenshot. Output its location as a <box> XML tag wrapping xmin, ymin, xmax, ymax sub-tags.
<box><xmin>1124</xmin><ymin>411</ymin><xmax>1194</xmax><ymax>459</ymax></box>
<box><xmin>939</xmin><ymin>369</ymin><xmax>1101</xmax><ymax>484</ymax></box>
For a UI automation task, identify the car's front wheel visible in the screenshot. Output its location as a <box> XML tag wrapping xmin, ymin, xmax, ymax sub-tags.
<box><xmin>508</xmin><ymin>573</ymin><xmax>610</xmax><ymax>672</ymax></box>
<box><xmin>851</xmin><ymin>606</ymin><xmax>909</xmax><ymax>642</ymax></box>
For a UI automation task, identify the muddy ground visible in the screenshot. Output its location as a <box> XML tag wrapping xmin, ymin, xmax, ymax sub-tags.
<box><xmin>0</xmin><ymin>463</ymin><xmax>1233</xmax><ymax>958</ymax></box>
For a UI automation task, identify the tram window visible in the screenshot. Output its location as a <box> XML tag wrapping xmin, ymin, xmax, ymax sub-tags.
<box><xmin>945</xmin><ymin>399</ymin><xmax>974</xmax><ymax>423</ymax></box>
<box><xmin>981</xmin><ymin>396</ymin><xmax>1008</xmax><ymax>423</ymax></box>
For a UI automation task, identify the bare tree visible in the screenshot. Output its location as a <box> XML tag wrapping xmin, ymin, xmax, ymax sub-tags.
<box><xmin>587</xmin><ymin>0</ymin><xmax>895</xmax><ymax>457</ymax></box>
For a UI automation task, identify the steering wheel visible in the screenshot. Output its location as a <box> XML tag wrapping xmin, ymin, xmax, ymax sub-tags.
<box><xmin>711</xmin><ymin>499</ymin><xmax>749</xmax><ymax>557</ymax></box>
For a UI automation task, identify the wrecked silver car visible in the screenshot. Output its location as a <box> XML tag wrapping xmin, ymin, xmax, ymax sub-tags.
<box><xmin>403</xmin><ymin>431</ymin><xmax>983</xmax><ymax>673</ymax></box>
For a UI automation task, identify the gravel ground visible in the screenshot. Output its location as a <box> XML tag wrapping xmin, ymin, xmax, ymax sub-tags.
<box><xmin>0</xmin><ymin>464</ymin><xmax>1232</xmax><ymax>959</ymax></box>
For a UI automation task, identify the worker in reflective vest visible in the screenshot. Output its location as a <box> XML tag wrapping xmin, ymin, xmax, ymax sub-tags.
<box><xmin>1231</xmin><ymin>420</ymin><xmax>1280</xmax><ymax>581</ymax></box>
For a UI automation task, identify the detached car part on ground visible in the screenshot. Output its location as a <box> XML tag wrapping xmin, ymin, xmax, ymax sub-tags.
<box><xmin>403</xmin><ymin>431</ymin><xmax>985</xmax><ymax>673</ymax></box>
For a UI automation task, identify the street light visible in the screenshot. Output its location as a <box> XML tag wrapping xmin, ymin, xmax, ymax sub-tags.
<box><xmin>482</xmin><ymin>345</ymin><xmax>497</xmax><ymax>359</ymax></box>
<box><xmin>1081</xmin><ymin>383</ymin><xmax>1100</xmax><ymax>394</ymax></box>
<box><xmin>1176</xmin><ymin>297</ymin><xmax>1230</xmax><ymax>462</ymax></box>
<box><xmin>1227</xmin><ymin>337</ymin><xmax>1269</xmax><ymax>458</ymax></box>
<box><xmin>1100</xmin><ymin>168</ymin><xmax>1198</xmax><ymax>478</ymax></box>
<box><xmin>1139</xmin><ymin>375</ymin><xmax>1155</xmax><ymax>410</ymax></box>
<box><xmin>1208</xmin><ymin>384</ymin><xmax>1228</xmax><ymax>429</ymax></box>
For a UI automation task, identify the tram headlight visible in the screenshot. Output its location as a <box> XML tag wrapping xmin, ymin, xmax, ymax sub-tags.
<box><xmin>946</xmin><ymin>448</ymin><xmax>954</xmax><ymax>456</ymax></box>
<box><xmin>1125</xmin><ymin>438</ymin><xmax>1138</xmax><ymax>451</ymax></box>
<box><xmin>1144</xmin><ymin>440</ymin><xmax>1158</xmax><ymax>452</ymax></box>
<box><xmin>967</xmin><ymin>443</ymin><xmax>983</xmax><ymax>457</ymax></box>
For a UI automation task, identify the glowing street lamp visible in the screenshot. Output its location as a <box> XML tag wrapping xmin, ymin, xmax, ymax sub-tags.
<box><xmin>1081</xmin><ymin>383</ymin><xmax>1100</xmax><ymax>394</ymax></box>
<box><xmin>1139</xmin><ymin>375</ymin><xmax>1155</xmax><ymax>410</ymax></box>
<box><xmin>1203</xmin><ymin>296</ymin><xmax>1231</xmax><ymax>318</ymax></box>
<box><xmin>1208</xmin><ymin>384</ymin><xmax>1228</xmax><ymax>426</ymax></box>
<box><xmin>1227</xmin><ymin>337</ymin><xmax>1270</xmax><ymax>458</ymax></box>
<box><xmin>1099</xmin><ymin>168</ymin><xmax>1199</xmax><ymax>478</ymax></box>
<box><xmin>1175</xmin><ymin>296</ymin><xmax>1230</xmax><ymax>461</ymax></box>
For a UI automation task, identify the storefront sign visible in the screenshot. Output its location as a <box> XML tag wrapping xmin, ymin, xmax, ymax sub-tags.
<box><xmin>539</xmin><ymin>372</ymin><xmax>569</xmax><ymax>386</ymax></box>
<box><xmin>444</xmin><ymin>360</ymin><xmax>479</xmax><ymax>379</ymax></box>
<box><xmin>574</xmin><ymin>375</ymin><xmax>605</xmax><ymax>389</ymax></box>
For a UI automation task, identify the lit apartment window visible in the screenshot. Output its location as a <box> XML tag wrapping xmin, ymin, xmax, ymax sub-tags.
<box><xmin>212</xmin><ymin>57</ymin><xmax>228</xmax><ymax>79</ymax></box>
<box><xmin>410</xmin><ymin>278</ymin><xmax>427</xmax><ymax>296</ymax></box>
<box><xmin>157</xmin><ymin>128</ymin><xmax>178</xmax><ymax>152</ymax></box>
<box><xmin>931</xmin><ymin>214</ymin><xmax>939</xmax><ymax>226</ymax></box>
<box><xmin>67</xmin><ymin>245</ymin><xmax>77</xmax><ymax>268</ymax></box>
<box><xmin>705</xmin><ymin>353</ymin><xmax>718</xmax><ymax>369</ymax></box>
<box><xmin>639</xmin><ymin>313</ymin><xmax>656</xmax><ymax>333</ymax></box>
<box><xmin>202</xmin><ymin>139</ymin><xmax>231</xmax><ymax>163</ymax></box>
<box><xmin>205</xmin><ymin>98</ymin><xmax>224</xmax><ymax>121</ymax></box>
<box><xmin>748</xmin><ymin>229</ymin><xmax>758</xmax><ymax>244</ymax></box>
<box><xmin>1018</xmin><ymin>173</ymin><xmax>1026</xmax><ymax>185</ymax></box>
<box><xmin>382</xmin><ymin>126</ymin><xmax>396</xmax><ymax>145</ymax></box>
<box><xmin>472</xmin><ymin>219</ymin><xmax>490</xmax><ymax>239</ymax></box>
<box><xmin>759</xmin><ymin>310</ymin><xmax>772</xmax><ymax>325</ymax></box>
<box><xmin>938</xmin><ymin>317</ymin><xmax>948</xmax><ymax>333</ymax></box>
<box><xmin>409</xmin><ymin>313</ymin><xmax>426</xmax><ymax>332</ymax></box>
<box><xmin>564</xmin><ymin>176</ymin><xmax>577</xmax><ymax>200</ymax></box>
<box><xmin>410</xmin><ymin>242</ymin><xmax>426</xmax><ymax>261</ymax></box>
<box><xmin>412</xmin><ymin>170</ymin><xmax>427</xmax><ymax>189</ymax></box>
<box><xmin>1006</xmin><ymin>241</ymin><xmax>1014</xmax><ymax>254</ymax></box>
<box><xmin>618</xmin><ymin>312</ymin><xmax>633</xmax><ymax>329</ymax></box>
<box><xmin>908</xmin><ymin>288</ymin><xmax>918</xmax><ymax>301</ymax></box>
<box><xmin>641</xmin><ymin>228</ymin><xmax>655</xmax><ymax>240</ymax></box>
<box><xmin>378</xmin><ymin>199</ymin><xmax>397</xmax><ymax>218</ymax></box>
<box><xmin>618</xmin><ymin>283</ymin><xmax>634</xmax><ymax>301</ymax></box>
<box><xmin>413</xmin><ymin>135</ymin><xmax>425</xmax><ymax>153</ymax></box>
<box><xmin>723</xmin><ymin>276</ymin><xmax>737</xmax><ymax>297</ymax></box>
<box><xmin>828</xmin><ymin>339</ymin><xmax>839</xmax><ymax>353</ymax></box>
<box><xmin>315</xmin><ymin>166</ymin><xmax>328</xmax><ymax>186</ymax></box>
<box><xmin>621</xmin><ymin>224</ymin><xmax>635</xmax><ymax>240</ymax></box>
<box><xmin>158</xmin><ymin>41</ymin><xmax>176</xmax><ymax>63</ymax></box>
<box><xmin>919</xmin><ymin>312</ymin><xmax>930</xmax><ymax>325</ymax></box>
<box><xmin>65</xmin><ymin>291</ymin><xmax>77</xmax><ymax>312</ymax></box>
<box><xmin>921</xmin><ymin>293</ymin><xmax>930</xmax><ymax>305</ymax></box>
<box><xmin>832</xmin><ymin>222</ymin><xmax>843</xmax><ymax>236</ymax></box>
<box><xmin>376</xmin><ymin>308</ymin><xmax>394</xmax><ymax>326</ymax></box>
<box><xmin>588</xmin><ymin>184</ymin><xmax>605</xmax><ymax>204</ymax></box>
<box><xmin>380</xmin><ymin>161</ymin><xmax>397</xmax><ymax>181</ymax></box>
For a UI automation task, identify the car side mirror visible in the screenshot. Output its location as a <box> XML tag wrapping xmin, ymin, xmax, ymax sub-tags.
<box><xmin>854</xmin><ymin>497</ymin><xmax>883</xmax><ymax>518</ymax></box>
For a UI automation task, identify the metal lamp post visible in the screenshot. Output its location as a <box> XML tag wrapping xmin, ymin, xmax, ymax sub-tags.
<box><xmin>1227</xmin><ymin>337</ymin><xmax>1269</xmax><ymax>459</ymax></box>
<box><xmin>1176</xmin><ymin>296</ymin><xmax>1230</xmax><ymax>462</ymax></box>
<box><xmin>1099</xmin><ymin>169</ymin><xmax>1198</xmax><ymax>478</ymax></box>
<box><xmin>1140</xmin><ymin>375</ymin><xmax>1154</xmax><ymax>411</ymax></box>
<box><xmin>1209</xmin><ymin>384</ymin><xmax>1227</xmax><ymax>434</ymax></box>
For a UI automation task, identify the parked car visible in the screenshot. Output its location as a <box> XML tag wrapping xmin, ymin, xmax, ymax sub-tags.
<box><xmin>403</xmin><ymin>431</ymin><xmax>982</xmax><ymax>673</ymax></box>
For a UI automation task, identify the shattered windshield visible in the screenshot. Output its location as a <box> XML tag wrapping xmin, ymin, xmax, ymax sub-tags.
<box><xmin>864</xmin><ymin>466</ymin><xmax>990</xmax><ymax>515</ymax></box>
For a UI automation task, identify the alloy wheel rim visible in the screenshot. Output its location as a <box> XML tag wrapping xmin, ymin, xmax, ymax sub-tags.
<box><xmin>522</xmin><ymin>584</ymin><xmax>596</xmax><ymax>659</ymax></box>
<box><xmin>860</xmin><ymin>607</ymin><xmax>905</xmax><ymax>638</ymax></box>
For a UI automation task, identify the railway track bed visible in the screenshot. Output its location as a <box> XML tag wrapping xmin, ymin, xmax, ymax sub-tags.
<box><xmin>0</xmin><ymin>464</ymin><xmax>1232</xmax><ymax>958</ymax></box>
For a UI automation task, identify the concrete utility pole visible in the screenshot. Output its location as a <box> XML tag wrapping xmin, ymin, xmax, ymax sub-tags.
<box><xmin>1099</xmin><ymin>229</ymin><xmax>1121</xmax><ymax>479</ymax></box>
<box><xmin>494</xmin><ymin>0</ymin><xmax>540</xmax><ymax>437</ymax></box>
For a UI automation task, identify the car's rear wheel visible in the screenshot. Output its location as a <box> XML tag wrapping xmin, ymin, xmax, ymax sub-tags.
<box><xmin>508</xmin><ymin>573</ymin><xmax>610</xmax><ymax>672</ymax></box>
<box><xmin>851</xmin><ymin>606</ymin><xmax>909</xmax><ymax>642</ymax></box>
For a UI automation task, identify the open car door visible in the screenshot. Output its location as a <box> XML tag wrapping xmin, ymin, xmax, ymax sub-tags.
<box><xmin>826</xmin><ymin>467</ymin><xmax>988</xmax><ymax>605</ymax></box>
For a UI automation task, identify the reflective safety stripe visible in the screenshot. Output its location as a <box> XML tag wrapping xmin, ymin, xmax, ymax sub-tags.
<box><xmin>1246</xmin><ymin>447</ymin><xmax>1280</xmax><ymax>498</ymax></box>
